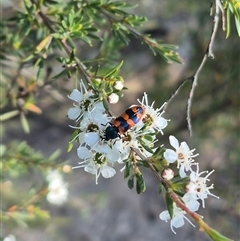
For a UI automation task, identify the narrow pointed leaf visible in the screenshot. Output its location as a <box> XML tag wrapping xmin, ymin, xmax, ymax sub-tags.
<box><xmin>20</xmin><ymin>113</ymin><xmax>30</xmax><ymax>133</ymax></box>
<box><xmin>35</xmin><ymin>35</ymin><xmax>52</xmax><ymax>53</ymax></box>
<box><xmin>24</xmin><ymin>103</ymin><xmax>42</xmax><ymax>114</ymax></box>
<box><xmin>0</xmin><ymin>110</ymin><xmax>19</xmax><ymax>121</ymax></box>
<box><xmin>165</xmin><ymin>192</ymin><xmax>174</xmax><ymax>219</ymax></box>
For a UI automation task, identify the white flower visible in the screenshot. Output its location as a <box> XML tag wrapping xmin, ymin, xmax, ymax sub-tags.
<box><xmin>67</xmin><ymin>80</ymin><xmax>97</xmax><ymax>121</ymax></box>
<box><xmin>164</xmin><ymin>135</ymin><xmax>198</xmax><ymax>177</ymax></box>
<box><xmin>138</xmin><ymin>92</ymin><xmax>168</xmax><ymax>134</ymax></box>
<box><xmin>73</xmin><ymin>144</ymin><xmax>119</xmax><ymax>184</ymax></box>
<box><xmin>114</xmin><ymin>80</ymin><xmax>124</xmax><ymax>90</ymax></box>
<box><xmin>77</xmin><ymin>111</ymin><xmax>109</xmax><ymax>147</ymax></box>
<box><xmin>108</xmin><ymin>93</ymin><xmax>119</xmax><ymax>104</ymax></box>
<box><xmin>77</xmin><ymin>146</ymin><xmax>92</xmax><ymax>160</ymax></box>
<box><xmin>46</xmin><ymin>170</ymin><xmax>68</xmax><ymax>205</ymax></box>
<box><xmin>3</xmin><ymin>235</ymin><xmax>16</xmax><ymax>241</ymax></box>
<box><xmin>80</xmin><ymin>108</ymin><xmax>108</xmax><ymax>132</ymax></box>
<box><xmin>159</xmin><ymin>193</ymin><xmax>199</xmax><ymax>234</ymax></box>
<box><xmin>186</xmin><ymin>164</ymin><xmax>219</xmax><ymax>208</ymax></box>
<box><xmin>118</xmin><ymin>127</ymin><xmax>155</xmax><ymax>161</ymax></box>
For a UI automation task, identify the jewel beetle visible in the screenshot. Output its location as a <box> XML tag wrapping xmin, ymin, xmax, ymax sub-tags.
<box><xmin>103</xmin><ymin>105</ymin><xmax>145</xmax><ymax>141</ymax></box>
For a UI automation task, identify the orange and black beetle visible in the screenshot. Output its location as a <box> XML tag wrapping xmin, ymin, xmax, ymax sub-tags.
<box><xmin>103</xmin><ymin>105</ymin><xmax>145</xmax><ymax>141</ymax></box>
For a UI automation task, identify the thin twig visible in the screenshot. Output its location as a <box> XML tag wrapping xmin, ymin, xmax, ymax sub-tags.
<box><xmin>187</xmin><ymin>0</ymin><xmax>222</xmax><ymax>136</ymax></box>
<box><xmin>131</xmin><ymin>147</ymin><xmax>206</xmax><ymax>225</ymax></box>
<box><xmin>164</xmin><ymin>0</ymin><xmax>224</xmax><ymax>136</ymax></box>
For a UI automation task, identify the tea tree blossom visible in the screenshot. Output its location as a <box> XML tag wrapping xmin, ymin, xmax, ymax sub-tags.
<box><xmin>186</xmin><ymin>164</ymin><xmax>219</xmax><ymax>208</ymax></box>
<box><xmin>73</xmin><ymin>145</ymin><xmax>118</xmax><ymax>184</ymax></box>
<box><xmin>3</xmin><ymin>235</ymin><xmax>16</xmax><ymax>241</ymax></box>
<box><xmin>67</xmin><ymin>80</ymin><xmax>100</xmax><ymax>121</ymax></box>
<box><xmin>159</xmin><ymin>193</ymin><xmax>200</xmax><ymax>234</ymax></box>
<box><xmin>164</xmin><ymin>135</ymin><xmax>198</xmax><ymax>177</ymax></box>
<box><xmin>46</xmin><ymin>170</ymin><xmax>68</xmax><ymax>205</ymax></box>
<box><xmin>67</xmin><ymin>82</ymin><xmax>221</xmax><ymax>237</ymax></box>
<box><xmin>138</xmin><ymin>92</ymin><xmax>168</xmax><ymax>134</ymax></box>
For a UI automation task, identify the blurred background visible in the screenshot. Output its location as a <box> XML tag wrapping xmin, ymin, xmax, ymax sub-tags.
<box><xmin>1</xmin><ymin>0</ymin><xmax>239</xmax><ymax>241</ymax></box>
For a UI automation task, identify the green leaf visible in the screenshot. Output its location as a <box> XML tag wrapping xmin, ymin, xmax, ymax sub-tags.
<box><xmin>55</xmin><ymin>57</ymin><xmax>65</xmax><ymax>63</ymax></box>
<box><xmin>165</xmin><ymin>192</ymin><xmax>174</xmax><ymax>219</ymax></box>
<box><xmin>87</xmin><ymin>33</ymin><xmax>103</xmax><ymax>41</ymax></box>
<box><xmin>226</xmin><ymin>7</ymin><xmax>231</xmax><ymax>38</ymax></box>
<box><xmin>204</xmin><ymin>224</ymin><xmax>234</xmax><ymax>241</ymax></box>
<box><xmin>85</xmin><ymin>27</ymin><xmax>98</xmax><ymax>32</ymax></box>
<box><xmin>73</xmin><ymin>16</ymin><xmax>83</xmax><ymax>27</ymax></box>
<box><xmin>66</xmin><ymin>69</ymin><xmax>72</xmax><ymax>78</ymax></box>
<box><xmin>51</xmin><ymin>33</ymin><xmax>63</xmax><ymax>39</ymax></box>
<box><xmin>158</xmin><ymin>183</ymin><xmax>163</xmax><ymax>194</ymax></box>
<box><xmin>127</xmin><ymin>175</ymin><xmax>134</xmax><ymax>189</ymax></box>
<box><xmin>153</xmin><ymin>146</ymin><xmax>165</xmax><ymax>157</ymax></box>
<box><xmin>138</xmin><ymin>139</ymin><xmax>154</xmax><ymax>154</ymax></box>
<box><xmin>67</xmin><ymin>141</ymin><xmax>74</xmax><ymax>152</ymax></box>
<box><xmin>136</xmin><ymin>174</ymin><xmax>146</xmax><ymax>194</ymax></box>
<box><xmin>80</xmin><ymin>35</ymin><xmax>93</xmax><ymax>46</ymax></box>
<box><xmin>70</xmin><ymin>32</ymin><xmax>84</xmax><ymax>38</ymax></box>
<box><xmin>112</xmin><ymin>29</ymin><xmax>130</xmax><ymax>45</ymax></box>
<box><xmin>69</xmin><ymin>48</ymin><xmax>76</xmax><ymax>62</ymax></box>
<box><xmin>68</xmin><ymin>9</ymin><xmax>75</xmax><ymax>27</ymax></box>
<box><xmin>44</xmin><ymin>0</ymin><xmax>59</xmax><ymax>5</ymax></box>
<box><xmin>20</xmin><ymin>113</ymin><xmax>30</xmax><ymax>133</ymax></box>
<box><xmin>124</xmin><ymin>160</ymin><xmax>131</xmax><ymax>178</ymax></box>
<box><xmin>0</xmin><ymin>110</ymin><xmax>19</xmax><ymax>121</ymax></box>
<box><xmin>48</xmin><ymin>149</ymin><xmax>61</xmax><ymax>161</ymax></box>
<box><xmin>35</xmin><ymin>35</ymin><xmax>52</xmax><ymax>53</ymax></box>
<box><xmin>51</xmin><ymin>69</ymin><xmax>67</xmax><ymax>80</ymax></box>
<box><xmin>36</xmin><ymin>59</ymin><xmax>44</xmax><ymax>80</ymax></box>
<box><xmin>234</xmin><ymin>15</ymin><xmax>240</xmax><ymax>37</ymax></box>
<box><xmin>20</xmin><ymin>20</ymin><xmax>31</xmax><ymax>37</ymax></box>
<box><xmin>105</xmin><ymin>60</ymin><xmax>123</xmax><ymax>78</ymax></box>
<box><xmin>61</xmin><ymin>20</ymin><xmax>68</xmax><ymax>29</ymax></box>
<box><xmin>34</xmin><ymin>57</ymin><xmax>42</xmax><ymax>67</ymax></box>
<box><xmin>23</xmin><ymin>54</ymin><xmax>35</xmax><ymax>62</ymax></box>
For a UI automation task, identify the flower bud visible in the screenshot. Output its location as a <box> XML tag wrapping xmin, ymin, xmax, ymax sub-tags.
<box><xmin>108</xmin><ymin>93</ymin><xmax>119</xmax><ymax>104</ymax></box>
<box><xmin>161</xmin><ymin>168</ymin><xmax>174</xmax><ymax>180</ymax></box>
<box><xmin>114</xmin><ymin>81</ymin><xmax>124</xmax><ymax>90</ymax></box>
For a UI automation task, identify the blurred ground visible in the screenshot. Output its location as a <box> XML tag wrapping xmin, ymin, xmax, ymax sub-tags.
<box><xmin>2</xmin><ymin>0</ymin><xmax>239</xmax><ymax>241</ymax></box>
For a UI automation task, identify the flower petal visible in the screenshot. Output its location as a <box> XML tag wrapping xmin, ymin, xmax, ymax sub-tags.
<box><xmin>84</xmin><ymin>164</ymin><xmax>97</xmax><ymax>174</ymax></box>
<box><xmin>68</xmin><ymin>89</ymin><xmax>83</xmax><ymax>102</ymax></box>
<box><xmin>77</xmin><ymin>146</ymin><xmax>91</xmax><ymax>159</ymax></box>
<box><xmin>171</xmin><ymin>215</ymin><xmax>184</xmax><ymax>228</ymax></box>
<box><xmin>101</xmin><ymin>165</ymin><xmax>116</xmax><ymax>178</ymax></box>
<box><xmin>67</xmin><ymin>107</ymin><xmax>81</xmax><ymax>120</ymax></box>
<box><xmin>84</xmin><ymin>132</ymin><xmax>100</xmax><ymax>146</ymax></box>
<box><xmin>159</xmin><ymin>210</ymin><xmax>170</xmax><ymax>221</ymax></box>
<box><xmin>164</xmin><ymin>149</ymin><xmax>177</xmax><ymax>163</ymax></box>
<box><xmin>179</xmin><ymin>165</ymin><xmax>187</xmax><ymax>178</ymax></box>
<box><xmin>156</xmin><ymin>116</ymin><xmax>168</xmax><ymax>130</ymax></box>
<box><xmin>169</xmin><ymin>135</ymin><xmax>179</xmax><ymax>149</ymax></box>
<box><xmin>181</xmin><ymin>141</ymin><xmax>190</xmax><ymax>152</ymax></box>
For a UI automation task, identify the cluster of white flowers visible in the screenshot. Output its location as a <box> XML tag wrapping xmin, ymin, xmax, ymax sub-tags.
<box><xmin>68</xmin><ymin>82</ymin><xmax>168</xmax><ymax>184</ymax></box>
<box><xmin>160</xmin><ymin>135</ymin><xmax>218</xmax><ymax>233</ymax></box>
<box><xmin>46</xmin><ymin>170</ymin><xmax>68</xmax><ymax>205</ymax></box>
<box><xmin>68</xmin><ymin>81</ymin><xmax>218</xmax><ymax>234</ymax></box>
